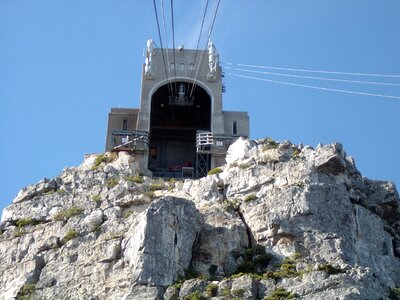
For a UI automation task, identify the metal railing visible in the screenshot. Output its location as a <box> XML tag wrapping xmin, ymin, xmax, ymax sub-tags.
<box><xmin>196</xmin><ymin>131</ymin><xmax>233</xmax><ymax>154</ymax></box>
<box><xmin>111</xmin><ymin>130</ymin><xmax>150</xmax><ymax>152</ymax></box>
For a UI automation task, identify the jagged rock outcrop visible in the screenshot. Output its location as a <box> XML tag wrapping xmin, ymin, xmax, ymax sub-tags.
<box><xmin>1</xmin><ymin>139</ymin><xmax>400</xmax><ymax>299</ymax></box>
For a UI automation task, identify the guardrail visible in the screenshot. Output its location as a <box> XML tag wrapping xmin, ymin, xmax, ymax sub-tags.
<box><xmin>111</xmin><ymin>130</ymin><xmax>150</xmax><ymax>152</ymax></box>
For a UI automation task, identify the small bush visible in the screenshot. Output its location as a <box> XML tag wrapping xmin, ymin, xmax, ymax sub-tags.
<box><xmin>244</xmin><ymin>193</ymin><xmax>257</xmax><ymax>202</ymax></box>
<box><xmin>205</xmin><ymin>283</ymin><xmax>218</xmax><ymax>297</ymax></box>
<box><xmin>390</xmin><ymin>288</ymin><xmax>400</xmax><ymax>300</ymax></box>
<box><xmin>317</xmin><ymin>264</ymin><xmax>345</xmax><ymax>275</ymax></box>
<box><xmin>239</xmin><ymin>163</ymin><xmax>251</xmax><ymax>169</ymax></box>
<box><xmin>264</xmin><ymin>288</ymin><xmax>296</xmax><ymax>300</ymax></box>
<box><xmin>16</xmin><ymin>218</ymin><xmax>41</xmax><ymax>228</ymax></box>
<box><xmin>106</xmin><ymin>178</ymin><xmax>119</xmax><ymax>189</ymax></box>
<box><xmin>53</xmin><ymin>207</ymin><xmax>84</xmax><ymax>221</ymax></box>
<box><xmin>57</xmin><ymin>188</ymin><xmax>66</xmax><ymax>194</ymax></box>
<box><xmin>125</xmin><ymin>175</ymin><xmax>143</xmax><ymax>184</ymax></box>
<box><xmin>222</xmin><ymin>288</ymin><xmax>231</xmax><ymax>297</ymax></box>
<box><xmin>263</xmin><ymin>138</ymin><xmax>279</xmax><ymax>151</ymax></box>
<box><xmin>61</xmin><ymin>229</ymin><xmax>79</xmax><ymax>244</ymax></box>
<box><xmin>232</xmin><ymin>288</ymin><xmax>245</xmax><ymax>298</ymax></box>
<box><xmin>292</xmin><ymin>147</ymin><xmax>301</xmax><ymax>159</ymax></box>
<box><xmin>208</xmin><ymin>167</ymin><xmax>223</xmax><ymax>175</ymax></box>
<box><xmin>124</xmin><ymin>210</ymin><xmax>134</xmax><ymax>218</ymax></box>
<box><xmin>148</xmin><ymin>183</ymin><xmax>164</xmax><ymax>191</ymax></box>
<box><xmin>14</xmin><ymin>228</ymin><xmax>25</xmax><ymax>237</ymax></box>
<box><xmin>91</xmin><ymin>153</ymin><xmax>118</xmax><ymax>171</ymax></box>
<box><xmin>17</xmin><ymin>283</ymin><xmax>36</xmax><ymax>300</ymax></box>
<box><xmin>236</xmin><ymin>260</ymin><xmax>256</xmax><ymax>274</ymax></box>
<box><xmin>90</xmin><ymin>224</ymin><xmax>101</xmax><ymax>232</ymax></box>
<box><xmin>92</xmin><ymin>194</ymin><xmax>101</xmax><ymax>202</ymax></box>
<box><xmin>183</xmin><ymin>291</ymin><xmax>206</xmax><ymax>300</ymax></box>
<box><xmin>223</xmin><ymin>198</ymin><xmax>240</xmax><ymax>212</ymax></box>
<box><xmin>144</xmin><ymin>191</ymin><xmax>154</xmax><ymax>199</ymax></box>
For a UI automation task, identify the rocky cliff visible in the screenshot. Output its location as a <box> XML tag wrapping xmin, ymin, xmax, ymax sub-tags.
<box><xmin>1</xmin><ymin>138</ymin><xmax>400</xmax><ymax>300</ymax></box>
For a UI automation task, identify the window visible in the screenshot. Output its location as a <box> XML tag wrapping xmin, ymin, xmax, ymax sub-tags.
<box><xmin>123</xmin><ymin>119</ymin><xmax>128</xmax><ymax>130</ymax></box>
<box><xmin>150</xmin><ymin>147</ymin><xmax>157</xmax><ymax>159</ymax></box>
<box><xmin>233</xmin><ymin>121</ymin><xmax>237</xmax><ymax>135</ymax></box>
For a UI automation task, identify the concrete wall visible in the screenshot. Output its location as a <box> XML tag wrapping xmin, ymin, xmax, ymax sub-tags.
<box><xmin>137</xmin><ymin>48</ymin><xmax>224</xmax><ymax>133</ymax></box>
<box><xmin>222</xmin><ymin>111</ymin><xmax>250</xmax><ymax>138</ymax></box>
<box><xmin>105</xmin><ymin>108</ymin><xmax>139</xmax><ymax>151</ymax></box>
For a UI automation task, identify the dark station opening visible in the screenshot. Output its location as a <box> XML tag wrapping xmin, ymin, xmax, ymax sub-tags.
<box><xmin>149</xmin><ymin>81</ymin><xmax>211</xmax><ymax>177</ymax></box>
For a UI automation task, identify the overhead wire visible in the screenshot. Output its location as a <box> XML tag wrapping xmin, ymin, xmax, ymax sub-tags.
<box><xmin>190</xmin><ymin>0</ymin><xmax>221</xmax><ymax>98</ymax></box>
<box><xmin>188</xmin><ymin>0</ymin><xmax>210</xmax><ymax>97</ymax></box>
<box><xmin>228</xmin><ymin>67</ymin><xmax>400</xmax><ymax>87</ymax></box>
<box><xmin>234</xmin><ymin>73</ymin><xmax>400</xmax><ymax>100</ymax></box>
<box><xmin>228</xmin><ymin>62</ymin><xmax>400</xmax><ymax>78</ymax></box>
<box><xmin>160</xmin><ymin>0</ymin><xmax>174</xmax><ymax>97</ymax></box>
<box><xmin>153</xmin><ymin>0</ymin><xmax>172</xmax><ymax>99</ymax></box>
<box><xmin>170</xmin><ymin>0</ymin><xmax>177</xmax><ymax>95</ymax></box>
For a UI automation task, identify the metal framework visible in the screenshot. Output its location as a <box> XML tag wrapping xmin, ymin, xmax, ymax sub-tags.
<box><xmin>111</xmin><ymin>130</ymin><xmax>150</xmax><ymax>153</ymax></box>
<box><xmin>196</xmin><ymin>131</ymin><xmax>234</xmax><ymax>177</ymax></box>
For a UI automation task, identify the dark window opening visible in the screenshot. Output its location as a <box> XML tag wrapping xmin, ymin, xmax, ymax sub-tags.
<box><xmin>150</xmin><ymin>147</ymin><xmax>157</xmax><ymax>160</ymax></box>
<box><xmin>122</xmin><ymin>119</ymin><xmax>128</xmax><ymax>131</ymax></box>
<box><xmin>233</xmin><ymin>121</ymin><xmax>237</xmax><ymax>135</ymax></box>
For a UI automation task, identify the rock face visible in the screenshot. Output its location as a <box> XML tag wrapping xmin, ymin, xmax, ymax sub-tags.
<box><xmin>1</xmin><ymin>139</ymin><xmax>400</xmax><ymax>300</ymax></box>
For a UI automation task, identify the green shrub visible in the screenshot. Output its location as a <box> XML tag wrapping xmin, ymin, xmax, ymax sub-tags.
<box><xmin>205</xmin><ymin>283</ymin><xmax>218</xmax><ymax>297</ymax></box>
<box><xmin>53</xmin><ymin>207</ymin><xmax>84</xmax><ymax>221</ymax></box>
<box><xmin>16</xmin><ymin>218</ymin><xmax>41</xmax><ymax>228</ymax></box>
<box><xmin>17</xmin><ymin>283</ymin><xmax>36</xmax><ymax>300</ymax></box>
<box><xmin>144</xmin><ymin>191</ymin><xmax>154</xmax><ymax>199</ymax></box>
<box><xmin>223</xmin><ymin>198</ymin><xmax>240</xmax><ymax>212</ymax></box>
<box><xmin>232</xmin><ymin>288</ymin><xmax>245</xmax><ymax>298</ymax></box>
<box><xmin>233</xmin><ymin>245</ymin><xmax>273</xmax><ymax>276</ymax></box>
<box><xmin>61</xmin><ymin>229</ymin><xmax>79</xmax><ymax>244</ymax></box>
<box><xmin>124</xmin><ymin>210</ymin><xmax>134</xmax><ymax>218</ymax></box>
<box><xmin>264</xmin><ymin>288</ymin><xmax>296</xmax><ymax>300</ymax></box>
<box><xmin>239</xmin><ymin>163</ymin><xmax>251</xmax><ymax>169</ymax></box>
<box><xmin>263</xmin><ymin>138</ymin><xmax>279</xmax><ymax>151</ymax></box>
<box><xmin>90</xmin><ymin>224</ymin><xmax>101</xmax><ymax>232</ymax></box>
<box><xmin>235</xmin><ymin>260</ymin><xmax>256</xmax><ymax>274</ymax></box>
<box><xmin>183</xmin><ymin>291</ymin><xmax>206</xmax><ymax>300</ymax></box>
<box><xmin>91</xmin><ymin>153</ymin><xmax>118</xmax><ymax>171</ymax></box>
<box><xmin>222</xmin><ymin>288</ymin><xmax>231</xmax><ymax>297</ymax></box>
<box><xmin>264</xmin><ymin>254</ymin><xmax>306</xmax><ymax>280</ymax></box>
<box><xmin>14</xmin><ymin>228</ymin><xmax>25</xmax><ymax>237</ymax></box>
<box><xmin>106</xmin><ymin>178</ymin><xmax>119</xmax><ymax>189</ymax></box>
<box><xmin>125</xmin><ymin>175</ymin><xmax>143</xmax><ymax>184</ymax></box>
<box><xmin>317</xmin><ymin>264</ymin><xmax>345</xmax><ymax>275</ymax></box>
<box><xmin>390</xmin><ymin>288</ymin><xmax>400</xmax><ymax>300</ymax></box>
<box><xmin>208</xmin><ymin>167</ymin><xmax>223</xmax><ymax>175</ymax></box>
<box><xmin>244</xmin><ymin>193</ymin><xmax>257</xmax><ymax>202</ymax></box>
<box><xmin>57</xmin><ymin>188</ymin><xmax>66</xmax><ymax>194</ymax></box>
<box><xmin>148</xmin><ymin>183</ymin><xmax>164</xmax><ymax>191</ymax></box>
<box><xmin>292</xmin><ymin>147</ymin><xmax>301</xmax><ymax>159</ymax></box>
<box><xmin>92</xmin><ymin>194</ymin><xmax>101</xmax><ymax>202</ymax></box>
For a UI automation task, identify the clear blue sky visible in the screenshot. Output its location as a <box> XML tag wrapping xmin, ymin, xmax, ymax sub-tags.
<box><xmin>1</xmin><ymin>1</ymin><xmax>399</xmax><ymax>215</ymax></box>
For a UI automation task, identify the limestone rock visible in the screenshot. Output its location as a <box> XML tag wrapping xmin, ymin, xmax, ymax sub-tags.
<box><xmin>0</xmin><ymin>140</ymin><xmax>399</xmax><ymax>300</ymax></box>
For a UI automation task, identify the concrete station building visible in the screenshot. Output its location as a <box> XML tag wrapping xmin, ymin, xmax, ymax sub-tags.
<box><xmin>105</xmin><ymin>40</ymin><xmax>249</xmax><ymax>177</ymax></box>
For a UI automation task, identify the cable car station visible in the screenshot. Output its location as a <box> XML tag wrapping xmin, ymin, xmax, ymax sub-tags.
<box><xmin>105</xmin><ymin>40</ymin><xmax>249</xmax><ymax>178</ymax></box>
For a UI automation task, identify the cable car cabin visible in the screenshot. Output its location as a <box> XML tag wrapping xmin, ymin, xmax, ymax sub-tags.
<box><xmin>105</xmin><ymin>39</ymin><xmax>249</xmax><ymax>178</ymax></box>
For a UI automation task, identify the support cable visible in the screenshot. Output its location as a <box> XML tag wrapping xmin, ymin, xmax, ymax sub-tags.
<box><xmin>228</xmin><ymin>62</ymin><xmax>400</xmax><ymax>78</ymax></box>
<box><xmin>188</xmin><ymin>0</ymin><xmax>210</xmax><ymax>95</ymax></box>
<box><xmin>153</xmin><ymin>0</ymin><xmax>172</xmax><ymax>98</ymax></box>
<box><xmin>190</xmin><ymin>0</ymin><xmax>221</xmax><ymax>98</ymax></box>
<box><xmin>229</xmin><ymin>67</ymin><xmax>400</xmax><ymax>87</ymax></box>
<box><xmin>171</xmin><ymin>0</ymin><xmax>177</xmax><ymax>95</ymax></box>
<box><xmin>160</xmin><ymin>0</ymin><xmax>174</xmax><ymax>97</ymax></box>
<box><xmin>234</xmin><ymin>73</ymin><xmax>400</xmax><ymax>100</ymax></box>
